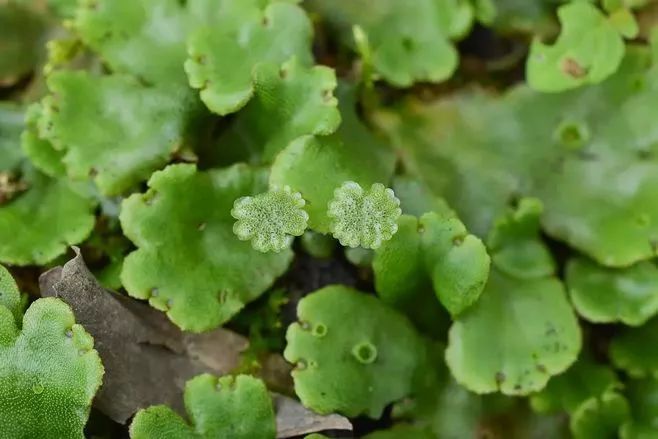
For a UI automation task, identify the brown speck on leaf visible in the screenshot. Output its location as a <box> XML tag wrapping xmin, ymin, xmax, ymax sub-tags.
<box><xmin>0</xmin><ymin>172</ymin><xmax>28</xmax><ymax>205</ymax></box>
<box><xmin>562</xmin><ymin>57</ymin><xmax>588</xmax><ymax>79</ymax></box>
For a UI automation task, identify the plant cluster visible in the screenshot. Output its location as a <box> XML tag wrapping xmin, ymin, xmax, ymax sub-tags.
<box><xmin>2</xmin><ymin>0</ymin><xmax>658</xmax><ymax>437</ymax></box>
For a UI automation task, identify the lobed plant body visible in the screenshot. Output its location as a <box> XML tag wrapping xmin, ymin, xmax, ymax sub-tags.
<box><xmin>1</xmin><ymin>0</ymin><xmax>658</xmax><ymax>437</ymax></box>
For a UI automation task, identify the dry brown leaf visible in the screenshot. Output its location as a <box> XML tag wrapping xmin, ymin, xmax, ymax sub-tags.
<box><xmin>274</xmin><ymin>394</ymin><xmax>352</xmax><ymax>438</ymax></box>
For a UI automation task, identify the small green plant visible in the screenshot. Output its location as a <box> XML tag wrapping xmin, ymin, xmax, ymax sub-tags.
<box><xmin>185</xmin><ymin>1</ymin><xmax>314</xmax><ymax>115</ymax></box>
<box><xmin>0</xmin><ymin>269</ymin><xmax>103</xmax><ymax>438</ymax></box>
<box><xmin>0</xmin><ymin>264</ymin><xmax>25</xmax><ymax>322</ymax></box>
<box><xmin>130</xmin><ymin>374</ymin><xmax>275</xmax><ymax>439</ymax></box>
<box><xmin>4</xmin><ymin>0</ymin><xmax>658</xmax><ymax>436</ymax></box>
<box><xmin>373</xmin><ymin>212</ymin><xmax>489</xmax><ymax>317</ymax></box>
<box><xmin>120</xmin><ymin>163</ymin><xmax>293</xmax><ymax>332</ymax></box>
<box><xmin>487</xmin><ymin>197</ymin><xmax>554</xmax><ymax>279</ymax></box>
<box><xmin>284</xmin><ymin>285</ymin><xmax>425</xmax><ymax>418</ymax></box>
<box><xmin>526</xmin><ymin>1</ymin><xmax>638</xmax><ymax>92</ymax></box>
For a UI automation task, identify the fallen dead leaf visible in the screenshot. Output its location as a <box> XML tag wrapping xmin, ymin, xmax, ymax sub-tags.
<box><xmin>274</xmin><ymin>394</ymin><xmax>352</xmax><ymax>438</ymax></box>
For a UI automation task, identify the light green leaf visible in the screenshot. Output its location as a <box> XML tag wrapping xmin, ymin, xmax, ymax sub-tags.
<box><xmin>374</xmin><ymin>89</ymin><xmax>550</xmax><ymax>241</ymax></box>
<box><xmin>232</xmin><ymin>186</ymin><xmax>309</xmax><ymax>253</ymax></box>
<box><xmin>567</xmin><ymin>258</ymin><xmax>658</xmax><ymax>326</ymax></box>
<box><xmin>527</xmin><ymin>2</ymin><xmax>629</xmax><ymax>92</ymax></box>
<box><xmin>446</xmin><ymin>269</ymin><xmax>581</xmax><ymax>395</ymax></box>
<box><xmin>0</xmin><ymin>298</ymin><xmax>103</xmax><ymax>438</ymax></box>
<box><xmin>373</xmin><ymin>216</ymin><xmax>426</xmax><ymax>297</ymax></box>
<box><xmin>73</xmin><ymin>0</ymin><xmax>191</xmax><ymax>86</ymax></box>
<box><xmin>130</xmin><ymin>374</ymin><xmax>275</xmax><ymax>439</ymax></box>
<box><xmin>270</xmin><ymin>86</ymin><xmax>396</xmax><ymax>233</ymax></box>
<box><xmin>570</xmin><ymin>390</ymin><xmax>630</xmax><ymax>439</ymax></box>
<box><xmin>374</xmin><ymin>49</ymin><xmax>658</xmax><ymax>267</ymax></box>
<box><xmin>0</xmin><ymin>265</ymin><xmax>23</xmax><ymax>323</ymax></box>
<box><xmin>372</xmin><ymin>214</ymin><xmax>447</xmax><ymax>334</ymax></box>
<box><xmin>392</xmin><ymin>176</ymin><xmax>454</xmax><ymax>218</ymax></box>
<box><xmin>487</xmin><ymin>198</ymin><xmax>555</xmax><ymax>279</ymax></box>
<box><xmin>21</xmin><ymin>103</ymin><xmax>65</xmax><ymax>177</ymax></box>
<box><xmin>43</xmin><ymin>36</ymin><xmax>84</xmax><ymax>76</ymax></box>
<box><xmin>0</xmin><ymin>170</ymin><xmax>96</xmax><ymax>266</ymax></box>
<box><xmin>608</xmin><ymin>7</ymin><xmax>639</xmax><ymax>39</ymax></box>
<box><xmin>270</xmin><ymin>134</ymin><xmax>395</xmax><ymax>234</ymax></box>
<box><xmin>184</xmin><ymin>1</ymin><xmax>313</xmax><ymax>115</ymax></box>
<box><xmin>531</xmin><ymin>53</ymin><xmax>658</xmax><ymax>267</ymax></box>
<box><xmin>284</xmin><ymin>285</ymin><xmax>425</xmax><ymax>418</ymax></box>
<box><xmin>307</xmin><ymin>0</ymin><xmax>473</xmax><ymax>86</ymax></box>
<box><xmin>420</xmin><ymin>212</ymin><xmax>490</xmax><ymax>316</ymax></box>
<box><xmin>38</xmin><ymin>70</ymin><xmax>203</xmax><ymax>195</ymax></box>
<box><xmin>120</xmin><ymin>163</ymin><xmax>293</xmax><ymax>332</ymax></box>
<box><xmin>371</xmin><ymin>87</ymin><xmax>550</xmax><ymax>239</ymax></box>
<box><xmin>215</xmin><ymin>58</ymin><xmax>340</xmax><ymax>164</ymax></box>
